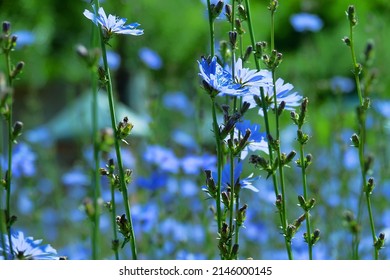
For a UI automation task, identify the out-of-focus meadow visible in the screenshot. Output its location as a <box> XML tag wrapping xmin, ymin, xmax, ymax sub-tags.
<box><xmin>1</xmin><ymin>0</ymin><xmax>390</xmax><ymax>259</ymax></box>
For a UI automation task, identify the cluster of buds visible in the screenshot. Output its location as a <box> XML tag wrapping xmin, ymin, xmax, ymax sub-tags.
<box><xmin>100</xmin><ymin>159</ymin><xmax>132</xmax><ymax>192</ymax></box>
<box><xmin>117</xmin><ymin>116</ymin><xmax>134</xmax><ymax>144</ymax></box>
<box><xmin>218</xmin><ymin>222</ymin><xmax>238</xmax><ymax>260</ymax></box>
<box><xmin>116</xmin><ymin>214</ymin><xmax>132</xmax><ymax>248</ymax></box>
<box><xmin>1</xmin><ymin>22</ymin><xmax>25</xmax><ymax>81</ymax></box>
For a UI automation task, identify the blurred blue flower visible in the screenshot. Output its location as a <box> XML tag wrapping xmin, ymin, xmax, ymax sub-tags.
<box><xmin>62</xmin><ymin>166</ymin><xmax>90</xmax><ymax>187</ymax></box>
<box><xmin>25</xmin><ymin>126</ymin><xmax>54</xmax><ymax>147</ymax></box>
<box><xmin>163</xmin><ymin>91</ymin><xmax>195</xmax><ymax>117</ymax></box>
<box><xmin>181</xmin><ymin>153</ymin><xmax>216</xmax><ymax>175</ymax></box>
<box><xmin>373</xmin><ymin>99</ymin><xmax>390</xmax><ymax>118</ymax></box>
<box><xmin>143</xmin><ymin>145</ymin><xmax>180</xmax><ymax>174</ymax></box>
<box><xmin>0</xmin><ymin>230</ymin><xmax>58</xmax><ymax>260</ymax></box>
<box><xmin>135</xmin><ymin>170</ymin><xmax>169</xmax><ymax>191</ymax></box>
<box><xmin>244</xmin><ymin>76</ymin><xmax>302</xmax><ymax>116</ymax></box>
<box><xmin>83</xmin><ymin>6</ymin><xmax>143</xmax><ymax>38</ymax></box>
<box><xmin>13</xmin><ymin>30</ymin><xmax>35</xmax><ymax>49</ymax></box>
<box><xmin>176</xmin><ymin>250</ymin><xmax>206</xmax><ymax>260</ymax></box>
<box><xmin>330</xmin><ymin>76</ymin><xmax>355</xmax><ymax>93</ymax></box>
<box><xmin>132</xmin><ymin>202</ymin><xmax>160</xmax><ymax>235</ymax></box>
<box><xmin>139</xmin><ymin>47</ymin><xmax>163</xmax><ymax>70</ymax></box>
<box><xmin>235</xmin><ymin>119</ymin><xmax>268</xmax><ymax>159</ymax></box>
<box><xmin>172</xmin><ymin>129</ymin><xmax>198</xmax><ymax>150</ymax></box>
<box><xmin>198</xmin><ymin>56</ymin><xmax>246</xmax><ymax>96</ymax></box>
<box><xmin>100</xmin><ymin>50</ymin><xmax>121</xmax><ymax>70</ymax></box>
<box><xmin>11</xmin><ymin>142</ymin><xmax>37</xmax><ymax>178</ymax></box>
<box><xmin>290</xmin><ymin>12</ymin><xmax>323</xmax><ymax>32</ymax></box>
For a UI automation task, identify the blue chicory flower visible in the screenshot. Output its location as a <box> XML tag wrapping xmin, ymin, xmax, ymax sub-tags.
<box><xmin>0</xmin><ymin>231</ymin><xmax>58</xmax><ymax>260</ymax></box>
<box><xmin>235</xmin><ymin>119</ymin><xmax>269</xmax><ymax>159</ymax></box>
<box><xmin>227</xmin><ymin>58</ymin><xmax>273</xmax><ymax>94</ymax></box>
<box><xmin>220</xmin><ymin>159</ymin><xmax>260</xmax><ymax>192</ymax></box>
<box><xmin>290</xmin><ymin>12</ymin><xmax>323</xmax><ymax>32</ymax></box>
<box><xmin>243</xmin><ymin>76</ymin><xmax>302</xmax><ymax>116</ymax></box>
<box><xmin>198</xmin><ymin>56</ymin><xmax>246</xmax><ymax>97</ymax></box>
<box><xmin>83</xmin><ymin>6</ymin><xmax>143</xmax><ymax>40</ymax></box>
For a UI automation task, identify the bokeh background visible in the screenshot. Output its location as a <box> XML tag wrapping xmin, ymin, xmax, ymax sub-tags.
<box><xmin>1</xmin><ymin>0</ymin><xmax>390</xmax><ymax>259</ymax></box>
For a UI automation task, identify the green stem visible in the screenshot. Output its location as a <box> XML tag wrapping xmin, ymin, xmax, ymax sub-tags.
<box><xmin>4</xmin><ymin>49</ymin><xmax>14</xmax><ymax>257</ymax></box>
<box><xmin>244</xmin><ymin>0</ymin><xmax>293</xmax><ymax>259</ymax></box>
<box><xmin>348</xmin><ymin>15</ymin><xmax>378</xmax><ymax>260</ymax></box>
<box><xmin>211</xmin><ymin>99</ymin><xmax>223</xmax><ymax>234</ymax></box>
<box><xmin>110</xmin><ymin>179</ymin><xmax>119</xmax><ymax>260</ymax></box>
<box><xmin>299</xmin><ymin>143</ymin><xmax>312</xmax><ymax>259</ymax></box>
<box><xmin>91</xmin><ymin>0</ymin><xmax>101</xmax><ymax>259</ymax></box>
<box><xmin>99</xmin><ymin>33</ymin><xmax>138</xmax><ymax>260</ymax></box>
<box><xmin>206</xmin><ymin>0</ymin><xmax>215</xmax><ymax>57</ymax></box>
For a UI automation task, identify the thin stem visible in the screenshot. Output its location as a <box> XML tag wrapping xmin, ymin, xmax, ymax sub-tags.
<box><xmin>299</xmin><ymin>144</ymin><xmax>312</xmax><ymax>259</ymax></box>
<box><xmin>99</xmin><ymin>33</ymin><xmax>138</xmax><ymax>260</ymax></box>
<box><xmin>4</xmin><ymin>49</ymin><xmax>13</xmax><ymax>257</ymax></box>
<box><xmin>348</xmin><ymin>13</ymin><xmax>378</xmax><ymax>260</ymax></box>
<box><xmin>91</xmin><ymin>0</ymin><xmax>101</xmax><ymax>260</ymax></box>
<box><xmin>206</xmin><ymin>0</ymin><xmax>222</xmax><ymax>236</ymax></box>
<box><xmin>211</xmin><ymin>99</ymin><xmax>223</xmax><ymax>233</ymax></box>
<box><xmin>110</xmin><ymin>179</ymin><xmax>119</xmax><ymax>260</ymax></box>
<box><xmin>244</xmin><ymin>0</ymin><xmax>294</xmax><ymax>259</ymax></box>
<box><xmin>206</xmin><ymin>0</ymin><xmax>215</xmax><ymax>57</ymax></box>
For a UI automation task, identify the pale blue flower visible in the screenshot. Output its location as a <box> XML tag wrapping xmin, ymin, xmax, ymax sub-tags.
<box><xmin>244</xmin><ymin>77</ymin><xmax>302</xmax><ymax>116</ymax></box>
<box><xmin>290</xmin><ymin>13</ymin><xmax>323</xmax><ymax>32</ymax></box>
<box><xmin>198</xmin><ymin>56</ymin><xmax>246</xmax><ymax>96</ymax></box>
<box><xmin>83</xmin><ymin>6</ymin><xmax>143</xmax><ymax>39</ymax></box>
<box><xmin>227</xmin><ymin>58</ymin><xmax>273</xmax><ymax>94</ymax></box>
<box><xmin>139</xmin><ymin>47</ymin><xmax>163</xmax><ymax>70</ymax></box>
<box><xmin>0</xmin><ymin>231</ymin><xmax>58</xmax><ymax>260</ymax></box>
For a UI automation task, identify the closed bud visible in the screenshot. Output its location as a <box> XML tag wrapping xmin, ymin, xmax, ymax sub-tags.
<box><xmin>374</xmin><ymin>232</ymin><xmax>385</xmax><ymax>250</ymax></box>
<box><xmin>229</xmin><ymin>31</ymin><xmax>238</xmax><ymax>49</ymax></box>
<box><xmin>237</xmin><ymin>4</ymin><xmax>247</xmax><ymax>20</ymax></box>
<box><xmin>243</xmin><ymin>45</ymin><xmax>253</xmax><ymax>62</ymax></box>
<box><xmin>254</xmin><ymin>41</ymin><xmax>267</xmax><ymax>60</ymax></box>
<box><xmin>2</xmin><ymin>21</ymin><xmax>11</xmax><ymax>34</ymax></box>
<box><xmin>11</xmin><ymin>61</ymin><xmax>25</xmax><ymax>79</ymax></box>
<box><xmin>298</xmin><ymin>195</ymin><xmax>306</xmax><ymax>209</ymax></box>
<box><xmin>350</xmin><ymin>133</ymin><xmax>360</xmax><ymax>147</ymax></box>
<box><xmin>211</xmin><ymin>0</ymin><xmax>224</xmax><ymax>21</ymax></box>
<box><xmin>222</xmin><ymin>191</ymin><xmax>230</xmax><ymax>209</ymax></box>
<box><xmin>346</xmin><ymin>5</ymin><xmax>357</xmax><ymax>26</ymax></box>
<box><xmin>366</xmin><ymin>177</ymin><xmax>375</xmax><ymax>194</ymax></box>
<box><xmin>277</xmin><ymin>100</ymin><xmax>285</xmax><ymax>116</ymax></box>
<box><xmin>224</xmin><ymin>4</ymin><xmax>232</xmax><ymax>23</ymax></box>
<box><xmin>235</xmin><ymin>19</ymin><xmax>245</xmax><ymax>35</ymax></box>
<box><xmin>268</xmin><ymin>0</ymin><xmax>279</xmax><ymax>13</ymax></box>
<box><xmin>12</xmin><ymin>121</ymin><xmax>23</xmax><ymax>140</ymax></box>
<box><xmin>342</xmin><ymin>37</ymin><xmax>351</xmax><ymax>47</ymax></box>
